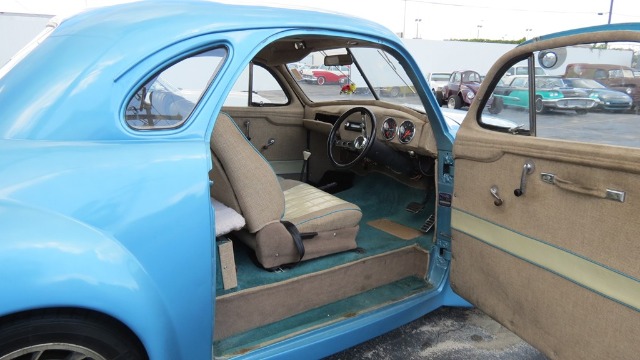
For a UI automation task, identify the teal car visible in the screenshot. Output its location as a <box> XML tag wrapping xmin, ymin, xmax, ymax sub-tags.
<box><xmin>496</xmin><ymin>75</ymin><xmax>597</xmax><ymax>114</ymax></box>
<box><xmin>0</xmin><ymin>1</ymin><xmax>637</xmax><ymax>360</ymax></box>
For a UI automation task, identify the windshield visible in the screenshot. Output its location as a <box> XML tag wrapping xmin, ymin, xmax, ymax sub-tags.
<box><xmin>565</xmin><ymin>78</ymin><xmax>605</xmax><ymax>89</ymax></box>
<box><xmin>431</xmin><ymin>73</ymin><xmax>450</xmax><ymax>81</ymax></box>
<box><xmin>288</xmin><ymin>48</ymin><xmax>421</xmax><ymax>107</ymax></box>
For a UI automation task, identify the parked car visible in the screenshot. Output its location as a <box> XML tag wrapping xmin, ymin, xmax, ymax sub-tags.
<box><xmin>495</xmin><ymin>75</ymin><xmax>597</xmax><ymax>114</ymax></box>
<box><xmin>502</xmin><ymin>65</ymin><xmax>547</xmax><ymax>85</ymax></box>
<box><xmin>558</xmin><ymin>78</ymin><xmax>633</xmax><ymax>112</ymax></box>
<box><xmin>0</xmin><ymin>2</ymin><xmax>637</xmax><ymax>360</ymax></box>
<box><xmin>438</xmin><ymin>70</ymin><xmax>502</xmax><ymax>113</ymax></box>
<box><xmin>564</xmin><ymin>63</ymin><xmax>640</xmax><ymax>109</ymax></box>
<box><xmin>301</xmin><ymin>64</ymin><xmax>349</xmax><ymax>85</ymax></box>
<box><xmin>427</xmin><ymin>72</ymin><xmax>451</xmax><ymax>93</ymax></box>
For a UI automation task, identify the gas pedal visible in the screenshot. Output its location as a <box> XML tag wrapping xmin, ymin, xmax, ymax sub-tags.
<box><xmin>405</xmin><ymin>201</ymin><xmax>424</xmax><ymax>213</ymax></box>
<box><xmin>420</xmin><ymin>214</ymin><xmax>435</xmax><ymax>233</ymax></box>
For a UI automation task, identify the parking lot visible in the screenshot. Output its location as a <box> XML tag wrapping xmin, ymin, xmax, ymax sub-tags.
<box><xmin>294</xmin><ymin>81</ymin><xmax>640</xmax><ymax>148</ymax></box>
<box><xmin>326</xmin><ymin>307</ymin><xmax>547</xmax><ymax>360</ymax></box>
<box><xmin>497</xmin><ymin>107</ymin><xmax>640</xmax><ymax>147</ymax></box>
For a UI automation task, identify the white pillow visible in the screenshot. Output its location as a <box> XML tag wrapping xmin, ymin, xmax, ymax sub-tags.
<box><xmin>211</xmin><ymin>198</ymin><xmax>246</xmax><ymax>236</ymax></box>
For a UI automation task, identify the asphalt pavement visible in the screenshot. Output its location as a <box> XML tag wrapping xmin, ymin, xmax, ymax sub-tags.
<box><xmin>325</xmin><ymin>307</ymin><xmax>548</xmax><ymax>360</ymax></box>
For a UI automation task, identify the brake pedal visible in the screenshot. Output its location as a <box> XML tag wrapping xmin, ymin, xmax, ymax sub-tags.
<box><xmin>405</xmin><ymin>202</ymin><xmax>424</xmax><ymax>213</ymax></box>
<box><xmin>420</xmin><ymin>214</ymin><xmax>435</xmax><ymax>233</ymax></box>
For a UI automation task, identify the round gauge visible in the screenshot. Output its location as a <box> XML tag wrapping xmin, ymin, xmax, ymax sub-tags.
<box><xmin>381</xmin><ymin>117</ymin><xmax>397</xmax><ymax>140</ymax></box>
<box><xmin>397</xmin><ymin>120</ymin><xmax>415</xmax><ymax>144</ymax></box>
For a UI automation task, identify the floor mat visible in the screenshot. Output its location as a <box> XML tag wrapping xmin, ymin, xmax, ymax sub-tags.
<box><xmin>367</xmin><ymin>218</ymin><xmax>423</xmax><ymax>240</ymax></box>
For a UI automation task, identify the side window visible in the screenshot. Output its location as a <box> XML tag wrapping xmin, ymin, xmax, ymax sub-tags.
<box><xmin>125</xmin><ymin>47</ymin><xmax>226</xmax><ymax>130</ymax></box>
<box><xmin>224</xmin><ymin>63</ymin><xmax>288</xmax><ymax>107</ymax></box>
<box><xmin>484</xmin><ymin>42</ymin><xmax>640</xmax><ymax>148</ymax></box>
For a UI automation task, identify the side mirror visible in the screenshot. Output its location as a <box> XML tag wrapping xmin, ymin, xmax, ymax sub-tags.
<box><xmin>538</xmin><ymin>48</ymin><xmax>567</xmax><ymax>70</ymax></box>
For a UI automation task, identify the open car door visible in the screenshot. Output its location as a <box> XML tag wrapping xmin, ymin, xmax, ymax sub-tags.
<box><xmin>450</xmin><ymin>27</ymin><xmax>640</xmax><ymax>359</ymax></box>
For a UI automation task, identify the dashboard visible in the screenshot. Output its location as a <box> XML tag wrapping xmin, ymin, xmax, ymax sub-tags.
<box><xmin>309</xmin><ymin>105</ymin><xmax>437</xmax><ymax>157</ymax></box>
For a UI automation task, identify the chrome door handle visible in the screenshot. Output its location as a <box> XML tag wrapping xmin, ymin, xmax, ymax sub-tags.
<box><xmin>540</xmin><ymin>172</ymin><xmax>626</xmax><ymax>202</ymax></box>
<box><xmin>514</xmin><ymin>159</ymin><xmax>535</xmax><ymax>197</ymax></box>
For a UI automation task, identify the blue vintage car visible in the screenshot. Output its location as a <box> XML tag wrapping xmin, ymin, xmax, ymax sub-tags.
<box><xmin>0</xmin><ymin>1</ymin><xmax>638</xmax><ymax>359</ymax></box>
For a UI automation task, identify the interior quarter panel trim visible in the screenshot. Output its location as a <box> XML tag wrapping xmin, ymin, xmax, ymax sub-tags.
<box><xmin>451</xmin><ymin>208</ymin><xmax>640</xmax><ymax>312</ymax></box>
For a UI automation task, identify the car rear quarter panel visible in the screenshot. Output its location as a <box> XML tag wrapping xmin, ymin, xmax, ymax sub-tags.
<box><xmin>0</xmin><ymin>139</ymin><xmax>215</xmax><ymax>360</ymax></box>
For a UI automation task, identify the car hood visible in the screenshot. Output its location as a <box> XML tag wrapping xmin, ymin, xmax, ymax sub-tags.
<box><xmin>403</xmin><ymin>104</ymin><xmax>519</xmax><ymax>135</ymax></box>
<box><xmin>462</xmin><ymin>82</ymin><xmax>481</xmax><ymax>92</ymax></box>
<box><xmin>589</xmin><ymin>89</ymin><xmax>633</xmax><ymax>101</ymax></box>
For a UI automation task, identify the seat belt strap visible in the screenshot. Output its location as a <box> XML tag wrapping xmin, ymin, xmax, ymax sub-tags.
<box><xmin>281</xmin><ymin>220</ymin><xmax>305</xmax><ymax>261</ymax></box>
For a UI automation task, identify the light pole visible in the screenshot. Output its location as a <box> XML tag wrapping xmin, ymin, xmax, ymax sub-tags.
<box><xmin>403</xmin><ymin>0</ymin><xmax>407</xmax><ymax>38</ymax></box>
<box><xmin>598</xmin><ymin>0</ymin><xmax>614</xmax><ymax>24</ymax></box>
<box><xmin>415</xmin><ymin>18</ymin><xmax>422</xmax><ymax>39</ymax></box>
<box><xmin>476</xmin><ymin>24</ymin><xmax>483</xmax><ymax>38</ymax></box>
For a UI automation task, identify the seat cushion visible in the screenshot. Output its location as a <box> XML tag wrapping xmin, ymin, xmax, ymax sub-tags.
<box><xmin>280</xmin><ymin>179</ymin><xmax>362</xmax><ymax>233</ymax></box>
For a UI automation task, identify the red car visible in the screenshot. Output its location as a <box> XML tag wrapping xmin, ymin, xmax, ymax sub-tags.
<box><xmin>301</xmin><ymin>65</ymin><xmax>349</xmax><ymax>85</ymax></box>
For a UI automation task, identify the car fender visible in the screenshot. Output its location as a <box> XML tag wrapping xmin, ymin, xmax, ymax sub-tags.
<box><xmin>459</xmin><ymin>86</ymin><xmax>476</xmax><ymax>104</ymax></box>
<box><xmin>0</xmin><ymin>199</ymin><xmax>180</xmax><ymax>360</ymax></box>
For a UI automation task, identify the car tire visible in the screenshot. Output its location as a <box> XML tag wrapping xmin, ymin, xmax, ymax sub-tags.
<box><xmin>0</xmin><ymin>310</ymin><xmax>147</xmax><ymax>360</ymax></box>
<box><xmin>575</xmin><ymin>109</ymin><xmax>588</xmax><ymax>115</ymax></box>
<box><xmin>435</xmin><ymin>91</ymin><xmax>445</xmax><ymax>106</ymax></box>
<box><xmin>317</xmin><ymin>76</ymin><xmax>326</xmax><ymax>85</ymax></box>
<box><xmin>389</xmin><ymin>87</ymin><xmax>400</xmax><ymax>97</ymax></box>
<box><xmin>448</xmin><ymin>95</ymin><xmax>463</xmax><ymax>109</ymax></box>
<box><xmin>534</xmin><ymin>96</ymin><xmax>545</xmax><ymax>114</ymax></box>
<box><xmin>489</xmin><ymin>97</ymin><xmax>504</xmax><ymax>114</ymax></box>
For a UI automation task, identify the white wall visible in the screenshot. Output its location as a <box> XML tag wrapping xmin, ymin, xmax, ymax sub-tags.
<box><xmin>0</xmin><ymin>13</ymin><xmax>52</xmax><ymax>67</ymax></box>
<box><xmin>403</xmin><ymin>39</ymin><xmax>516</xmax><ymax>75</ymax></box>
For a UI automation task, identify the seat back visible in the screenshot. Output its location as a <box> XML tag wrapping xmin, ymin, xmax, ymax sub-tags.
<box><xmin>210</xmin><ymin>113</ymin><xmax>284</xmax><ymax>233</ymax></box>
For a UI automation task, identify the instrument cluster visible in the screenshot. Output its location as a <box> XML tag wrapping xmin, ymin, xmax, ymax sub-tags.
<box><xmin>381</xmin><ymin>117</ymin><xmax>415</xmax><ymax>144</ymax></box>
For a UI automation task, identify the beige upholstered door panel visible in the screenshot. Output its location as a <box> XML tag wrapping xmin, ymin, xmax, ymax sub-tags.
<box><xmin>222</xmin><ymin>107</ymin><xmax>306</xmax><ymax>162</ymax></box>
<box><xmin>451</xmin><ymin>131</ymin><xmax>640</xmax><ymax>359</ymax></box>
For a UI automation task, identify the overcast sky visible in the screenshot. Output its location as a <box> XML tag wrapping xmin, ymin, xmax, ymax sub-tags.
<box><xmin>2</xmin><ymin>0</ymin><xmax>639</xmax><ymax>41</ymax></box>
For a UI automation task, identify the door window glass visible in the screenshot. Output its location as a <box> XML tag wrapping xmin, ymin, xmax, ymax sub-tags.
<box><xmin>225</xmin><ymin>63</ymin><xmax>289</xmax><ymax>107</ymax></box>
<box><xmin>482</xmin><ymin>42</ymin><xmax>640</xmax><ymax>148</ymax></box>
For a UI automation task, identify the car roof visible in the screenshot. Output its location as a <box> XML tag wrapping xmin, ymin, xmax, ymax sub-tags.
<box><xmin>0</xmin><ymin>0</ymin><xmax>400</xmax><ymax>140</ymax></box>
<box><xmin>55</xmin><ymin>1</ymin><xmax>394</xmax><ymax>51</ymax></box>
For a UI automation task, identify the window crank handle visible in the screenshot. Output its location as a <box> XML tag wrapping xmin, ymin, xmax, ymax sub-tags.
<box><xmin>263</xmin><ymin>138</ymin><xmax>275</xmax><ymax>149</ymax></box>
<box><xmin>514</xmin><ymin>160</ymin><xmax>535</xmax><ymax>197</ymax></box>
<box><xmin>490</xmin><ymin>185</ymin><xmax>503</xmax><ymax>206</ymax></box>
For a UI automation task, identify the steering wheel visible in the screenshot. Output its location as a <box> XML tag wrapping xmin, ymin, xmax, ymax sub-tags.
<box><xmin>327</xmin><ymin>107</ymin><xmax>377</xmax><ymax>168</ymax></box>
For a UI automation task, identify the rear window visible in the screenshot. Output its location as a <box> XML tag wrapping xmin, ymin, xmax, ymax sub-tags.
<box><xmin>125</xmin><ymin>47</ymin><xmax>226</xmax><ymax>130</ymax></box>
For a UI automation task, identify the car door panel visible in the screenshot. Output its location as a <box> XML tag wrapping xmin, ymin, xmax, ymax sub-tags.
<box><xmin>451</xmin><ymin>119</ymin><xmax>640</xmax><ymax>359</ymax></box>
<box><xmin>222</xmin><ymin>106</ymin><xmax>307</xmax><ymax>174</ymax></box>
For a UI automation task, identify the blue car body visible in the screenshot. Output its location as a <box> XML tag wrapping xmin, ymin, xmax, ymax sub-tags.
<box><xmin>0</xmin><ymin>2</ymin><xmax>459</xmax><ymax>359</ymax></box>
<box><xmin>1</xmin><ymin>1</ymin><xmax>638</xmax><ymax>359</ymax></box>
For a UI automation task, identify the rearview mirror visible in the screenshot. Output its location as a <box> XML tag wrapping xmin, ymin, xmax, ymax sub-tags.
<box><xmin>324</xmin><ymin>54</ymin><xmax>353</xmax><ymax>66</ymax></box>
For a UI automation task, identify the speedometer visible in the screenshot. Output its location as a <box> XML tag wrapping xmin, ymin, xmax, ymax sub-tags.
<box><xmin>381</xmin><ymin>118</ymin><xmax>397</xmax><ymax>140</ymax></box>
<box><xmin>397</xmin><ymin>120</ymin><xmax>415</xmax><ymax>144</ymax></box>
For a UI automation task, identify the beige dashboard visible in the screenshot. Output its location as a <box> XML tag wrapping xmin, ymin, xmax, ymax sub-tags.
<box><xmin>303</xmin><ymin>105</ymin><xmax>437</xmax><ymax>157</ymax></box>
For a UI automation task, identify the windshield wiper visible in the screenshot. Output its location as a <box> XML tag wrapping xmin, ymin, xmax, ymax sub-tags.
<box><xmin>376</xmin><ymin>50</ymin><xmax>415</xmax><ymax>94</ymax></box>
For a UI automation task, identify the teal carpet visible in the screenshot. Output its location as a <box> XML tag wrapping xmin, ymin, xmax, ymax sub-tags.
<box><xmin>216</xmin><ymin>172</ymin><xmax>435</xmax><ymax>295</ymax></box>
